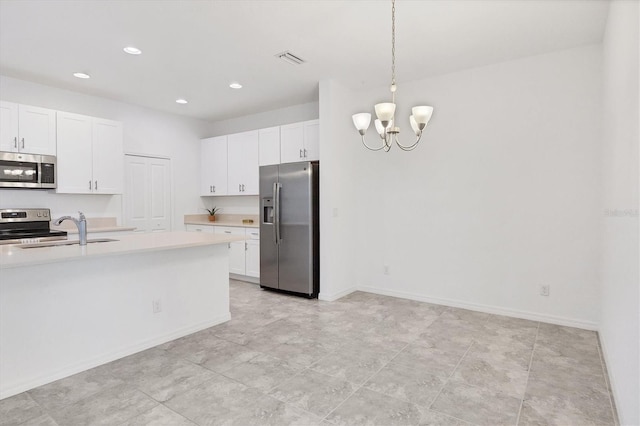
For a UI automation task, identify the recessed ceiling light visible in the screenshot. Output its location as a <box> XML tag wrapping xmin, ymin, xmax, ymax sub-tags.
<box><xmin>175</xmin><ymin>99</ymin><xmax>188</xmax><ymax>104</ymax></box>
<box><xmin>123</xmin><ymin>46</ymin><xmax>142</xmax><ymax>55</ymax></box>
<box><xmin>73</xmin><ymin>72</ymin><xmax>91</xmax><ymax>79</ymax></box>
<box><xmin>229</xmin><ymin>82</ymin><xmax>242</xmax><ymax>89</ymax></box>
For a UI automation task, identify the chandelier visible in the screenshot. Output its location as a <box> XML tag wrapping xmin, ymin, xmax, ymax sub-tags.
<box><xmin>351</xmin><ymin>0</ymin><xmax>434</xmax><ymax>152</ymax></box>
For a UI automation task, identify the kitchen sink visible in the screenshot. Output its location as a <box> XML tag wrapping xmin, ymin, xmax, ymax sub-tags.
<box><xmin>19</xmin><ymin>238</ymin><xmax>119</xmax><ymax>249</ymax></box>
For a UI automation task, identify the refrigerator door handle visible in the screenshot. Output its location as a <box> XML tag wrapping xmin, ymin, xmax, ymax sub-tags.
<box><xmin>272</xmin><ymin>182</ymin><xmax>278</xmax><ymax>244</ymax></box>
<box><xmin>274</xmin><ymin>182</ymin><xmax>282</xmax><ymax>244</ymax></box>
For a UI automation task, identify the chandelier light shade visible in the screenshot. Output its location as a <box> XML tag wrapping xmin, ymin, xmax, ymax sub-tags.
<box><xmin>352</xmin><ymin>0</ymin><xmax>434</xmax><ymax>152</ymax></box>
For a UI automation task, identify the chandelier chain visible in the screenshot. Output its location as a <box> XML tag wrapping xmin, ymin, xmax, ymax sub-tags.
<box><xmin>391</xmin><ymin>0</ymin><xmax>396</xmax><ymax>86</ymax></box>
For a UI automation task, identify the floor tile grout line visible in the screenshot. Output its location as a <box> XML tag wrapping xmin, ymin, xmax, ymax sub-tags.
<box><xmin>318</xmin><ymin>341</ymin><xmax>411</xmax><ymax>424</ymax></box>
<box><xmin>156</xmin><ymin>402</ymin><xmax>200</xmax><ymax>426</ymax></box>
<box><xmin>514</xmin><ymin>321</ymin><xmax>540</xmax><ymax>426</ymax></box>
<box><xmin>595</xmin><ymin>332</ymin><xmax>620</xmax><ymax>426</ymax></box>
<box><xmin>347</xmin><ymin>346</ymin><xmax>472</xmax><ymax>426</ymax></box>
<box><xmin>426</xmin><ymin>340</ymin><xmax>475</xmax><ymax>412</ymax></box>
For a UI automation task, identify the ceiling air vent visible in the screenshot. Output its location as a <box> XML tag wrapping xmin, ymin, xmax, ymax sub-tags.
<box><xmin>275</xmin><ymin>51</ymin><xmax>306</xmax><ymax>65</ymax></box>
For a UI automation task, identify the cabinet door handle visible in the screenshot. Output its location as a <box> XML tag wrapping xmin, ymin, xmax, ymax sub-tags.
<box><xmin>245</xmin><ymin>242</ymin><xmax>248</xmax><ymax>250</ymax></box>
<box><xmin>239</xmin><ymin>184</ymin><xmax>241</xmax><ymax>192</ymax></box>
<box><xmin>13</xmin><ymin>137</ymin><xmax>17</xmax><ymax>148</ymax></box>
<box><xmin>89</xmin><ymin>180</ymin><xmax>92</xmax><ymax>190</ymax></box>
<box><xmin>299</xmin><ymin>149</ymin><xmax>303</xmax><ymax>158</ymax></box>
<box><xmin>95</xmin><ymin>181</ymin><xmax>98</xmax><ymax>191</ymax></box>
<box><xmin>21</xmin><ymin>138</ymin><xmax>25</xmax><ymax>149</ymax></box>
<box><xmin>242</xmin><ymin>184</ymin><xmax>245</xmax><ymax>192</ymax></box>
<box><xmin>224</xmin><ymin>231</ymin><xmax>231</xmax><ymax>234</ymax></box>
<box><xmin>304</xmin><ymin>148</ymin><xmax>307</xmax><ymax>158</ymax></box>
<box><xmin>213</xmin><ymin>185</ymin><xmax>216</xmax><ymax>193</ymax></box>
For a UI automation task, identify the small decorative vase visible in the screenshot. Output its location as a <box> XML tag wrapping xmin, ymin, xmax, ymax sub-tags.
<box><xmin>208</xmin><ymin>215</ymin><xmax>216</xmax><ymax>222</ymax></box>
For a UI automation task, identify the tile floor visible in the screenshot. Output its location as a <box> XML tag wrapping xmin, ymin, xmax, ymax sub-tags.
<box><xmin>1</xmin><ymin>280</ymin><xmax>618</xmax><ymax>426</ymax></box>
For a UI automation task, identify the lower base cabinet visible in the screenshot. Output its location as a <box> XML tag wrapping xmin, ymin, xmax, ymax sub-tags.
<box><xmin>185</xmin><ymin>224</ymin><xmax>259</xmax><ymax>279</ymax></box>
<box><xmin>245</xmin><ymin>229</ymin><xmax>260</xmax><ymax>278</ymax></box>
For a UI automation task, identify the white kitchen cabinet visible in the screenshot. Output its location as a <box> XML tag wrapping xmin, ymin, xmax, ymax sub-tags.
<box><xmin>92</xmin><ymin>118</ymin><xmax>124</xmax><ymax>194</ymax></box>
<box><xmin>259</xmin><ymin>126</ymin><xmax>280</xmax><ymax>166</ymax></box>
<box><xmin>0</xmin><ymin>101</ymin><xmax>19</xmax><ymax>153</ymax></box>
<box><xmin>214</xmin><ymin>226</ymin><xmax>246</xmax><ymax>275</ymax></box>
<box><xmin>185</xmin><ymin>224</ymin><xmax>260</xmax><ymax>278</ymax></box>
<box><xmin>56</xmin><ymin>111</ymin><xmax>123</xmax><ymax>194</ymax></box>
<box><xmin>280</xmin><ymin>119</ymin><xmax>319</xmax><ymax>163</ymax></box>
<box><xmin>0</xmin><ymin>101</ymin><xmax>56</xmax><ymax>155</ymax></box>
<box><xmin>201</xmin><ymin>136</ymin><xmax>227</xmax><ymax>196</ymax></box>
<box><xmin>227</xmin><ymin>130</ymin><xmax>259</xmax><ymax>195</ymax></box>
<box><xmin>245</xmin><ymin>228</ymin><xmax>260</xmax><ymax>278</ymax></box>
<box><xmin>303</xmin><ymin>119</ymin><xmax>320</xmax><ymax>161</ymax></box>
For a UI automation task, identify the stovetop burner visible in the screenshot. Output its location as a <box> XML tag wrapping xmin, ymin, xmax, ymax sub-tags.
<box><xmin>0</xmin><ymin>208</ymin><xmax>67</xmax><ymax>245</ymax></box>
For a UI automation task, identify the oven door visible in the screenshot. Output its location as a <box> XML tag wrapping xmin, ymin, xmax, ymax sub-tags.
<box><xmin>0</xmin><ymin>152</ymin><xmax>40</xmax><ymax>188</ymax></box>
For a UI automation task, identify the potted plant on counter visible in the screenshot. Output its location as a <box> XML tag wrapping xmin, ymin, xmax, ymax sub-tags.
<box><xmin>205</xmin><ymin>206</ymin><xmax>221</xmax><ymax>222</ymax></box>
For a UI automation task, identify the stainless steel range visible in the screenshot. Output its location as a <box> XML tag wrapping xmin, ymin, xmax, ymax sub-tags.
<box><xmin>0</xmin><ymin>208</ymin><xmax>67</xmax><ymax>245</ymax></box>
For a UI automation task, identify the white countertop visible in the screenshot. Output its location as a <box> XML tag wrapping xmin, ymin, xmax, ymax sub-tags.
<box><xmin>0</xmin><ymin>231</ymin><xmax>245</xmax><ymax>269</ymax></box>
<box><xmin>184</xmin><ymin>214</ymin><xmax>259</xmax><ymax>228</ymax></box>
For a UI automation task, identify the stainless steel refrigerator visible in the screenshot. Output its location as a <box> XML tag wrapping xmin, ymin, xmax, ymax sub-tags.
<box><xmin>260</xmin><ymin>161</ymin><xmax>319</xmax><ymax>298</ymax></box>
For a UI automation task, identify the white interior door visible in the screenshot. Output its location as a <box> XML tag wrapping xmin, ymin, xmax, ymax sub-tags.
<box><xmin>124</xmin><ymin>155</ymin><xmax>171</xmax><ymax>233</ymax></box>
<box><xmin>148</xmin><ymin>157</ymin><xmax>171</xmax><ymax>232</ymax></box>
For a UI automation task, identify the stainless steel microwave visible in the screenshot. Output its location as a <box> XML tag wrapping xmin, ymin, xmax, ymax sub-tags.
<box><xmin>0</xmin><ymin>152</ymin><xmax>57</xmax><ymax>189</ymax></box>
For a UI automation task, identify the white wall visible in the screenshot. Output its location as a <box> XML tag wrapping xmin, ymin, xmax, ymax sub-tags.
<box><xmin>320</xmin><ymin>44</ymin><xmax>603</xmax><ymax>327</ymax></box>
<box><xmin>0</xmin><ymin>76</ymin><xmax>211</xmax><ymax>230</ymax></box>
<box><xmin>317</xmin><ymin>80</ymin><xmax>361</xmax><ymax>300</ymax></box>
<box><xmin>207</xmin><ymin>102</ymin><xmax>318</xmax><ymax>137</ymax></box>
<box><xmin>599</xmin><ymin>1</ymin><xmax>640</xmax><ymax>424</ymax></box>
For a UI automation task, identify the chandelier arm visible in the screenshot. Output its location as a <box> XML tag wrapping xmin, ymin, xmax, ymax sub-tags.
<box><xmin>360</xmin><ymin>135</ymin><xmax>386</xmax><ymax>151</ymax></box>
<box><xmin>394</xmin><ymin>132</ymin><xmax>423</xmax><ymax>151</ymax></box>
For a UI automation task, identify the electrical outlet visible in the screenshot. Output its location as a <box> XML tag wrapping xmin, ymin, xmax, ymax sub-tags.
<box><xmin>539</xmin><ymin>285</ymin><xmax>550</xmax><ymax>297</ymax></box>
<box><xmin>152</xmin><ymin>298</ymin><xmax>162</xmax><ymax>313</ymax></box>
<box><xmin>384</xmin><ymin>265</ymin><xmax>390</xmax><ymax>275</ymax></box>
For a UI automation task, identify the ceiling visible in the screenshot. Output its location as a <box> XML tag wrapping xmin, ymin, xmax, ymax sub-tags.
<box><xmin>0</xmin><ymin>0</ymin><xmax>609</xmax><ymax>122</ymax></box>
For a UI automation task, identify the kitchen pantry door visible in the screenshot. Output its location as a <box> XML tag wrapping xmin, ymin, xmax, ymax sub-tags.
<box><xmin>124</xmin><ymin>154</ymin><xmax>171</xmax><ymax>232</ymax></box>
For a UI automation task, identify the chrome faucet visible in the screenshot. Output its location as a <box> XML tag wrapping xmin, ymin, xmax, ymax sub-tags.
<box><xmin>54</xmin><ymin>211</ymin><xmax>87</xmax><ymax>246</ymax></box>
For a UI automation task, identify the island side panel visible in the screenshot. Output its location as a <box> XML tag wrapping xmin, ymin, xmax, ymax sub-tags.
<box><xmin>0</xmin><ymin>243</ymin><xmax>230</xmax><ymax>399</ymax></box>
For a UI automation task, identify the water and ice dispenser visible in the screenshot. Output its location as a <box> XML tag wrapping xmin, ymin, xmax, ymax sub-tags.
<box><xmin>262</xmin><ymin>197</ymin><xmax>274</xmax><ymax>224</ymax></box>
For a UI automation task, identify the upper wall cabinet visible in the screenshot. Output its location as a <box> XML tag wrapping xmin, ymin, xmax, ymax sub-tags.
<box><xmin>201</xmin><ymin>136</ymin><xmax>228</xmax><ymax>196</ymax></box>
<box><xmin>258</xmin><ymin>126</ymin><xmax>280</xmax><ymax>166</ymax></box>
<box><xmin>280</xmin><ymin>119</ymin><xmax>319</xmax><ymax>164</ymax></box>
<box><xmin>0</xmin><ymin>101</ymin><xmax>56</xmax><ymax>155</ymax></box>
<box><xmin>56</xmin><ymin>111</ymin><xmax>123</xmax><ymax>194</ymax></box>
<box><xmin>227</xmin><ymin>130</ymin><xmax>259</xmax><ymax>195</ymax></box>
<box><xmin>200</xmin><ymin>119</ymin><xmax>319</xmax><ymax>196</ymax></box>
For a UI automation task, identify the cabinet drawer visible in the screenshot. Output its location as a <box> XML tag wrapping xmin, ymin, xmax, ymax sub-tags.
<box><xmin>214</xmin><ymin>226</ymin><xmax>245</xmax><ymax>236</ymax></box>
<box><xmin>245</xmin><ymin>228</ymin><xmax>260</xmax><ymax>240</ymax></box>
<box><xmin>185</xmin><ymin>224</ymin><xmax>214</xmax><ymax>233</ymax></box>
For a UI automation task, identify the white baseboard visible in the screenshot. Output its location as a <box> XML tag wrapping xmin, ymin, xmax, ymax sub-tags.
<box><xmin>597</xmin><ymin>332</ymin><xmax>624</xmax><ymax>425</ymax></box>
<box><xmin>230</xmin><ymin>273</ymin><xmax>260</xmax><ymax>284</ymax></box>
<box><xmin>357</xmin><ymin>285</ymin><xmax>598</xmax><ymax>330</ymax></box>
<box><xmin>0</xmin><ymin>313</ymin><xmax>231</xmax><ymax>400</ymax></box>
<box><xmin>319</xmin><ymin>286</ymin><xmax>357</xmax><ymax>301</ymax></box>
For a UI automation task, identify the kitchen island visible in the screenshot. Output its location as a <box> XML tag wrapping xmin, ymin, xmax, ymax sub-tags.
<box><xmin>0</xmin><ymin>232</ymin><xmax>243</xmax><ymax>399</ymax></box>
